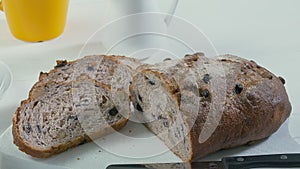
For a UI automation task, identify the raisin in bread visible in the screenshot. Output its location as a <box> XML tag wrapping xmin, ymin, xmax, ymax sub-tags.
<box><xmin>130</xmin><ymin>53</ymin><xmax>291</xmax><ymax>162</ymax></box>
<box><xmin>13</xmin><ymin>55</ymin><xmax>141</xmax><ymax>158</ymax></box>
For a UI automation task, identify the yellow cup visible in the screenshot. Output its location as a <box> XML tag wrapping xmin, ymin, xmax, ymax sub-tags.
<box><xmin>0</xmin><ymin>0</ymin><xmax>69</xmax><ymax>42</ymax></box>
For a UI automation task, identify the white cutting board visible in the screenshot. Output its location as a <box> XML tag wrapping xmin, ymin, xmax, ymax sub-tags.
<box><xmin>1</xmin><ymin>116</ymin><xmax>300</xmax><ymax>169</ymax></box>
<box><xmin>0</xmin><ymin>121</ymin><xmax>181</xmax><ymax>169</ymax></box>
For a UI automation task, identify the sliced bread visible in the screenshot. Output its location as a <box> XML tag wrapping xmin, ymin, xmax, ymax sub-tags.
<box><xmin>29</xmin><ymin>55</ymin><xmax>142</xmax><ymax>98</ymax></box>
<box><xmin>130</xmin><ymin>53</ymin><xmax>291</xmax><ymax>161</ymax></box>
<box><xmin>13</xmin><ymin>55</ymin><xmax>141</xmax><ymax>158</ymax></box>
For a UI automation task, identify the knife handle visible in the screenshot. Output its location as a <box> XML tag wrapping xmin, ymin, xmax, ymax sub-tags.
<box><xmin>222</xmin><ymin>154</ymin><xmax>300</xmax><ymax>169</ymax></box>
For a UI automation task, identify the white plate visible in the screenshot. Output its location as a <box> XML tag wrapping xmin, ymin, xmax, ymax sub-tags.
<box><xmin>0</xmin><ymin>122</ymin><xmax>181</xmax><ymax>169</ymax></box>
<box><xmin>1</xmin><ymin>119</ymin><xmax>300</xmax><ymax>169</ymax></box>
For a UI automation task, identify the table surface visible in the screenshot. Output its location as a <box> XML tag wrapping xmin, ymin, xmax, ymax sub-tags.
<box><xmin>0</xmin><ymin>0</ymin><xmax>300</xmax><ymax>167</ymax></box>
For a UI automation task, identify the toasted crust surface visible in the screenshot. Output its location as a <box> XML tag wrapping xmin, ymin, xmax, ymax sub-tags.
<box><xmin>188</xmin><ymin>55</ymin><xmax>291</xmax><ymax>160</ymax></box>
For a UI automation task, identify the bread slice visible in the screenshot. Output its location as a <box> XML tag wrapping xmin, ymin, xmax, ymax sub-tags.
<box><xmin>13</xmin><ymin>55</ymin><xmax>140</xmax><ymax>158</ymax></box>
<box><xmin>29</xmin><ymin>55</ymin><xmax>142</xmax><ymax>98</ymax></box>
<box><xmin>130</xmin><ymin>53</ymin><xmax>291</xmax><ymax>162</ymax></box>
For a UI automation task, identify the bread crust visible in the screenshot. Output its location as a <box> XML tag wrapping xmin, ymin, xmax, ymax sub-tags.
<box><xmin>29</xmin><ymin>55</ymin><xmax>140</xmax><ymax>98</ymax></box>
<box><xmin>12</xmin><ymin>55</ymin><xmax>137</xmax><ymax>158</ymax></box>
<box><xmin>13</xmin><ymin>82</ymin><xmax>129</xmax><ymax>158</ymax></box>
<box><xmin>188</xmin><ymin>55</ymin><xmax>291</xmax><ymax>161</ymax></box>
<box><xmin>132</xmin><ymin>54</ymin><xmax>292</xmax><ymax>162</ymax></box>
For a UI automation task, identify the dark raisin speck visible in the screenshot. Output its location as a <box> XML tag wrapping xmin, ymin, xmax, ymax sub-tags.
<box><xmin>163</xmin><ymin>121</ymin><xmax>169</xmax><ymax>127</ymax></box>
<box><xmin>235</xmin><ymin>83</ymin><xmax>243</xmax><ymax>94</ymax></box>
<box><xmin>200</xmin><ymin>89</ymin><xmax>210</xmax><ymax>98</ymax></box>
<box><xmin>138</xmin><ymin>94</ymin><xmax>143</xmax><ymax>102</ymax></box>
<box><xmin>25</xmin><ymin>123</ymin><xmax>32</xmax><ymax>134</ymax></box>
<box><xmin>108</xmin><ymin>107</ymin><xmax>119</xmax><ymax>116</ymax></box>
<box><xmin>184</xmin><ymin>54</ymin><xmax>193</xmax><ymax>58</ymax></box>
<box><xmin>246</xmin><ymin>64</ymin><xmax>252</xmax><ymax>69</ymax></box>
<box><xmin>33</xmin><ymin>101</ymin><xmax>39</xmax><ymax>107</ymax></box>
<box><xmin>54</xmin><ymin>60</ymin><xmax>67</xmax><ymax>68</ymax></box>
<box><xmin>68</xmin><ymin>115</ymin><xmax>78</xmax><ymax>121</ymax></box>
<box><xmin>278</xmin><ymin>76</ymin><xmax>286</xmax><ymax>85</ymax></box>
<box><xmin>149</xmin><ymin>80</ymin><xmax>155</xmax><ymax>85</ymax></box>
<box><xmin>102</xmin><ymin>96</ymin><xmax>107</xmax><ymax>104</ymax></box>
<box><xmin>37</xmin><ymin>125</ymin><xmax>42</xmax><ymax>133</ymax></box>
<box><xmin>203</xmin><ymin>74</ymin><xmax>212</xmax><ymax>84</ymax></box>
<box><xmin>136</xmin><ymin>103</ymin><xmax>143</xmax><ymax>112</ymax></box>
<box><xmin>87</xmin><ymin>66</ymin><xmax>94</xmax><ymax>71</ymax></box>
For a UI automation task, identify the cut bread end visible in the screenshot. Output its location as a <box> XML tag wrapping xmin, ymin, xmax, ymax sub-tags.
<box><xmin>13</xmin><ymin>79</ymin><xmax>130</xmax><ymax>158</ymax></box>
<box><xmin>130</xmin><ymin>70</ymin><xmax>193</xmax><ymax>162</ymax></box>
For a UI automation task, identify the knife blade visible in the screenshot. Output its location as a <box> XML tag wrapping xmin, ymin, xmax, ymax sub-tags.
<box><xmin>106</xmin><ymin>154</ymin><xmax>300</xmax><ymax>169</ymax></box>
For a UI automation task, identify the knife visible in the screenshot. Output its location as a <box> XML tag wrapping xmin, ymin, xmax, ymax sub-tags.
<box><xmin>106</xmin><ymin>154</ymin><xmax>300</xmax><ymax>169</ymax></box>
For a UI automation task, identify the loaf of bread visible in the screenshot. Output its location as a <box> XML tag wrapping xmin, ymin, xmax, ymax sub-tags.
<box><xmin>130</xmin><ymin>53</ymin><xmax>291</xmax><ymax>162</ymax></box>
<box><xmin>13</xmin><ymin>53</ymin><xmax>291</xmax><ymax>161</ymax></box>
<box><xmin>13</xmin><ymin>55</ymin><xmax>141</xmax><ymax>158</ymax></box>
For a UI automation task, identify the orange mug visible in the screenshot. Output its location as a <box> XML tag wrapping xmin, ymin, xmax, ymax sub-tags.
<box><xmin>0</xmin><ymin>0</ymin><xmax>69</xmax><ymax>42</ymax></box>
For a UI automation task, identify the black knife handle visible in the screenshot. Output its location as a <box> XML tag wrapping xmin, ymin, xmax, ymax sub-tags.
<box><xmin>222</xmin><ymin>154</ymin><xmax>300</xmax><ymax>169</ymax></box>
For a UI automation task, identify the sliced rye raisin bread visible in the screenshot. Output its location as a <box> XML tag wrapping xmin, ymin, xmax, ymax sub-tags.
<box><xmin>13</xmin><ymin>55</ymin><xmax>141</xmax><ymax>158</ymax></box>
<box><xmin>130</xmin><ymin>53</ymin><xmax>291</xmax><ymax>162</ymax></box>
